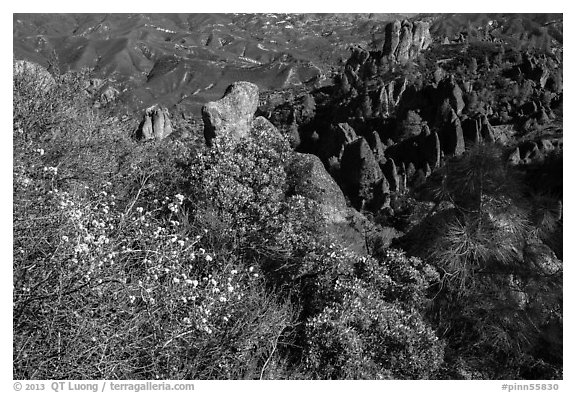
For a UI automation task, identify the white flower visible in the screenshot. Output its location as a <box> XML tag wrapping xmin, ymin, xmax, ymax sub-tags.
<box><xmin>249</xmin><ymin>266</ymin><xmax>255</xmax><ymax>272</ymax></box>
<box><xmin>205</xmin><ymin>254</ymin><xmax>213</xmax><ymax>262</ymax></box>
<box><xmin>183</xmin><ymin>317</ymin><xmax>191</xmax><ymax>325</ymax></box>
<box><xmin>175</xmin><ymin>194</ymin><xmax>185</xmax><ymax>203</ymax></box>
<box><xmin>62</xmin><ymin>235</ymin><xmax>69</xmax><ymax>242</ymax></box>
<box><xmin>36</xmin><ymin>148</ymin><xmax>44</xmax><ymax>155</ymax></box>
<box><xmin>173</xmin><ymin>277</ymin><xmax>180</xmax><ymax>284</ymax></box>
<box><xmin>219</xmin><ymin>296</ymin><xmax>227</xmax><ymax>302</ymax></box>
<box><xmin>136</xmin><ymin>206</ymin><xmax>144</xmax><ymax>214</ymax></box>
<box><xmin>192</xmin><ymin>280</ymin><xmax>199</xmax><ymax>287</ymax></box>
<box><xmin>230</xmin><ymin>269</ymin><xmax>238</xmax><ymax>275</ymax></box>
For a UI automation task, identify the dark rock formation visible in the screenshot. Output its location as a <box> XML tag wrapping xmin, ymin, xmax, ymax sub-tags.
<box><xmin>137</xmin><ymin>105</ymin><xmax>173</xmax><ymax>140</ymax></box>
<box><xmin>202</xmin><ymin>81</ymin><xmax>259</xmax><ymax>146</ymax></box>
<box><xmin>462</xmin><ymin>117</ymin><xmax>482</xmax><ymax>146</ymax></box>
<box><xmin>318</xmin><ymin>123</ymin><xmax>358</xmax><ymax>163</ymax></box>
<box><xmin>340</xmin><ymin>137</ymin><xmax>385</xmax><ymax>208</ymax></box>
<box><xmin>383</xmin><ymin>158</ymin><xmax>401</xmax><ymax>192</ymax></box>
<box><xmin>480</xmin><ymin>114</ymin><xmax>495</xmax><ymax>143</ymax></box>
<box><xmin>383</xmin><ymin>20</ymin><xmax>402</xmax><ymax>60</ymax></box>
<box><xmin>366</xmin><ymin>130</ymin><xmax>386</xmax><ymax>164</ymax></box>
<box><xmin>439</xmin><ymin>77</ymin><xmax>465</xmax><ymax>116</ymax></box>
<box><xmin>508</xmin><ymin>147</ymin><xmax>522</xmax><ymax>165</ymax></box>
<box><xmin>438</xmin><ymin>102</ymin><xmax>465</xmax><ymax>156</ymax></box>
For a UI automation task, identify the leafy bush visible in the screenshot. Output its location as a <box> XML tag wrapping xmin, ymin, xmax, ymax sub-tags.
<box><xmin>298</xmin><ymin>246</ymin><xmax>444</xmax><ymax>379</ymax></box>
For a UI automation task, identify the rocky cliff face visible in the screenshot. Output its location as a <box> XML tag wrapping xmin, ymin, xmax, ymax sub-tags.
<box><xmin>382</xmin><ymin>19</ymin><xmax>432</xmax><ymax>63</ymax></box>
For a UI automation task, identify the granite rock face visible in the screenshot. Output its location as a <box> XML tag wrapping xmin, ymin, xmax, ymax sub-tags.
<box><xmin>202</xmin><ymin>81</ymin><xmax>259</xmax><ymax>146</ymax></box>
<box><xmin>287</xmin><ymin>152</ymin><xmax>348</xmax><ymax>222</ymax></box>
<box><xmin>382</xmin><ymin>20</ymin><xmax>432</xmax><ymax>63</ymax></box>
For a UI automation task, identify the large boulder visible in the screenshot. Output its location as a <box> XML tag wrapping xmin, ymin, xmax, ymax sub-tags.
<box><xmin>137</xmin><ymin>105</ymin><xmax>173</xmax><ymax>140</ymax></box>
<box><xmin>287</xmin><ymin>153</ymin><xmax>348</xmax><ymax>223</ymax></box>
<box><xmin>202</xmin><ymin>81</ymin><xmax>259</xmax><ymax>146</ymax></box>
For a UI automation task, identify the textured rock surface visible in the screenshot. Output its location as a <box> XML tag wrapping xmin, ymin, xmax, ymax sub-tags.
<box><xmin>318</xmin><ymin>122</ymin><xmax>358</xmax><ymax>163</ymax></box>
<box><xmin>137</xmin><ymin>105</ymin><xmax>173</xmax><ymax>140</ymax></box>
<box><xmin>382</xmin><ymin>20</ymin><xmax>432</xmax><ymax>63</ymax></box>
<box><xmin>340</xmin><ymin>137</ymin><xmax>385</xmax><ymax>208</ymax></box>
<box><xmin>480</xmin><ymin>114</ymin><xmax>495</xmax><ymax>143</ymax></box>
<box><xmin>287</xmin><ymin>153</ymin><xmax>347</xmax><ymax>219</ymax></box>
<box><xmin>438</xmin><ymin>103</ymin><xmax>465</xmax><ymax>156</ymax></box>
<box><xmin>202</xmin><ymin>81</ymin><xmax>259</xmax><ymax>145</ymax></box>
<box><xmin>383</xmin><ymin>158</ymin><xmax>400</xmax><ymax>193</ymax></box>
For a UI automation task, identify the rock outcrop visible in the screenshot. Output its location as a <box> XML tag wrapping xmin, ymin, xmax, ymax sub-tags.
<box><xmin>340</xmin><ymin>137</ymin><xmax>387</xmax><ymax>209</ymax></box>
<box><xmin>382</xmin><ymin>20</ymin><xmax>432</xmax><ymax>63</ymax></box>
<box><xmin>137</xmin><ymin>105</ymin><xmax>173</xmax><ymax>140</ymax></box>
<box><xmin>318</xmin><ymin>123</ymin><xmax>358</xmax><ymax>163</ymax></box>
<box><xmin>202</xmin><ymin>81</ymin><xmax>259</xmax><ymax>146</ymax></box>
<box><xmin>287</xmin><ymin>153</ymin><xmax>348</xmax><ymax>223</ymax></box>
<box><xmin>437</xmin><ymin>102</ymin><xmax>465</xmax><ymax>156</ymax></box>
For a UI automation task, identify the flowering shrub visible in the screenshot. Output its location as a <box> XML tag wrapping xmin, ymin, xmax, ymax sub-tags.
<box><xmin>189</xmin><ymin>120</ymin><xmax>291</xmax><ymax>244</ymax></box>
<box><xmin>13</xmin><ymin>140</ymin><xmax>297</xmax><ymax>378</ymax></box>
<box><xmin>15</xmin><ymin>66</ymin><xmax>449</xmax><ymax>379</ymax></box>
<box><xmin>297</xmin><ymin>245</ymin><xmax>444</xmax><ymax>379</ymax></box>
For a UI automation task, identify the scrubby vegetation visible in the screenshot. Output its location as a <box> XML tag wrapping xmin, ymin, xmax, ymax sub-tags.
<box><xmin>13</xmin><ymin>15</ymin><xmax>562</xmax><ymax>379</ymax></box>
<box><xmin>14</xmin><ymin>67</ymin><xmax>444</xmax><ymax>379</ymax></box>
